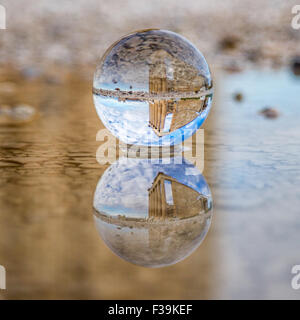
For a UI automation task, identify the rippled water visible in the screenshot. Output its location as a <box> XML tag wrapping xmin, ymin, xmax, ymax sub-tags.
<box><xmin>0</xmin><ymin>68</ymin><xmax>299</xmax><ymax>299</ymax></box>
<box><xmin>208</xmin><ymin>68</ymin><xmax>300</xmax><ymax>299</ymax></box>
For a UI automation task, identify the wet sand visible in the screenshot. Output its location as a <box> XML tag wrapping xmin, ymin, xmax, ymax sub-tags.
<box><xmin>0</xmin><ymin>0</ymin><xmax>300</xmax><ymax>299</ymax></box>
<box><xmin>0</xmin><ymin>67</ymin><xmax>299</xmax><ymax>299</ymax></box>
<box><xmin>0</xmin><ymin>70</ymin><xmax>217</xmax><ymax>299</ymax></box>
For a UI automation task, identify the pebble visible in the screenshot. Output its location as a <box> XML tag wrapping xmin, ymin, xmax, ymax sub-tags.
<box><xmin>219</xmin><ymin>35</ymin><xmax>240</xmax><ymax>51</ymax></box>
<box><xmin>291</xmin><ymin>56</ymin><xmax>300</xmax><ymax>76</ymax></box>
<box><xmin>0</xmin><ymin>104</ymin><xmax>37</xmax><ymax>125</ymax></box>
<box><xmin>259</xmin><ymin>107</ymin><xmax>279</xmax><ymax>119</ymax></box>
<box><xmin>233</xmin><ymin>92</ymin><xmax>243</xmax><ymax>102</ymax></box>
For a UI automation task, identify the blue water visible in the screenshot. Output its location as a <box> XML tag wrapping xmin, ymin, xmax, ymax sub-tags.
<box><xmin>212</xmin><ymin>68</ymin><xmax>300</xmax><ymax>299</ymax></box>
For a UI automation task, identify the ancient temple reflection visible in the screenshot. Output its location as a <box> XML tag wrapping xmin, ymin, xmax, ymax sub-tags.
<box><xmin>93</xmin><ymin>156</ymin><xmax>213</xmax><ymax>267</ymax></box>
<box><xmin>148</xmin><ymin>50</ymin><xmax>209</xmax><ymax>136</ymax></box>
<box><xmin>148</xmin><ymin>172</ymin><xmax>209</xmax><ymax>219</ymax></box>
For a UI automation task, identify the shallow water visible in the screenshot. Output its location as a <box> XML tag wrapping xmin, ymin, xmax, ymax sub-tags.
<box><xmin>209</xmin><ymin>68</ymin><xmax>300</xmax><ymax>299</ymax></box>
<box><xmin>0</xmin><ymin>68</ymin><xmax>299</xmax><ymax>299</ymax></box>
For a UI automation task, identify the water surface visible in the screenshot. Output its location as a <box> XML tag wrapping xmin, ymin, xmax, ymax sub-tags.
<box><xmin>0</xmin><ymin>68</ymin><xmax>299</xmax><ymax>299</ymax></box>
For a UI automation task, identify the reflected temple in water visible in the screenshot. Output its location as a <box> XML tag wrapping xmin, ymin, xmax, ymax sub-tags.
<box><xmin>93</xmin><ymin>156</ymin><xmax>212</xmax><ymax>267</ymax></box>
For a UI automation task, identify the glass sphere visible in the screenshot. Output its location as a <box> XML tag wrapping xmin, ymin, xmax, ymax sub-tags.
<box><xmin>93</xmin><ymin>156</ymin><xmax>213</xmax><ymax>267</ymax></box>
<box><xmin>93</xmin><ymin>29</ymin><xmax>213</xmax><ymax>146</ymax></box>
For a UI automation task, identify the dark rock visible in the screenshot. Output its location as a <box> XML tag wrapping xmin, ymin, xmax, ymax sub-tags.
<box><xmin>219</xmin><ymin>35</ymin><xmax>240</xmax><ymax>51</ymax></box>
<box><xmin>233</xmin><ymin>92</ymin><xmax>243</xmax><ymax>102</ymax></box>
<box><xmin>291</xmin><ymin>56</ymin><xmax>300</xmax><ymax>76</ymax></box>
<box><xmin>259</xmin><ymin>107</ymin><xmax>279</xmax><ymax>119</ymax></box>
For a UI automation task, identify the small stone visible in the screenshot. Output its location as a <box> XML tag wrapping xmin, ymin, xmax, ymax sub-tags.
<box><xmin>291</xmin><ymin>56</ymin><xmax>300</xmax><ymax>76</ymax></box>
<box><xmin>259</xmin><ymin>107</ymin><xmax>279</xmax><ymax>119</ymax></box>
<box><xmin>219</xmin><ymin>35</ymin><xmax>240</xmax><ymax>51</ymax></box>
<box><xmin>0</xmin><ymin>104</ymin><xmax>37</xmax><ymax>125</ymax></box>
<box><xmin>233</xmin><ymin>92</ymin><xmax>243</xmax><ymax>102</ymax></box>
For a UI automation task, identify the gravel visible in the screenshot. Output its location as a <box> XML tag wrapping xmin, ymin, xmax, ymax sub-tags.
<box><xmin>0</xmin><ymin>0</ymin><xmax>299</xmax><ymax>76</ymax></box>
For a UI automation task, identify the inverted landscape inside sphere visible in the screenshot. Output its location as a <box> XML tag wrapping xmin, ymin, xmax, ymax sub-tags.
<box><xmin>93</xmin><ymin>29</ymin><xmax>213</xmax><ymax>146</ymax></box>
<box><xmin>94</xmin><ymin>29</ymin><xmax>212</xmax><ymax>92</ymax></box>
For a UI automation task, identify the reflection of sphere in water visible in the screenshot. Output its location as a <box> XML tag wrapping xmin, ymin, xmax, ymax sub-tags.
<box><xmin>94</xmin><ymin>211</ymin><xmax>212</xmax><ymax>268</ymax></box>
<box><xmin>94</xmin><ymin>157</ymin><xmax>212</xmax><ymax>219</ymax></box>
<box><xmin>93</xmin><ymin>157</ymin><xmax>213</xmax><ymax>267</ymax></box>
<box><xmin>93</xmin><ymin>29</ymin><xmax>213</xmax><ymax>146</ymax></box>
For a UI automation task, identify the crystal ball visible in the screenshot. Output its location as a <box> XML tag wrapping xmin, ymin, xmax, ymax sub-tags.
<box><xmin>93</xmin><ymin>29</ymin><xmax>213</xmax><ymax>146</ymax></box>
<box><xmin>93</xmin><ymin>156</ymin><xmax>213</xmax><ymax>267</ymax></box>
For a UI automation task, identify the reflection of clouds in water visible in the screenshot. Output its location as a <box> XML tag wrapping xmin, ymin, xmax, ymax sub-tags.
<box><xmin>93</xmin><ymin>94</ymin><xmax>211</xmax><ymax>146</ymax></box>
<box><xmin>93</xmin><ymin>157</ymin><xmax>211</xmax><ymax>218</ymax></box>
